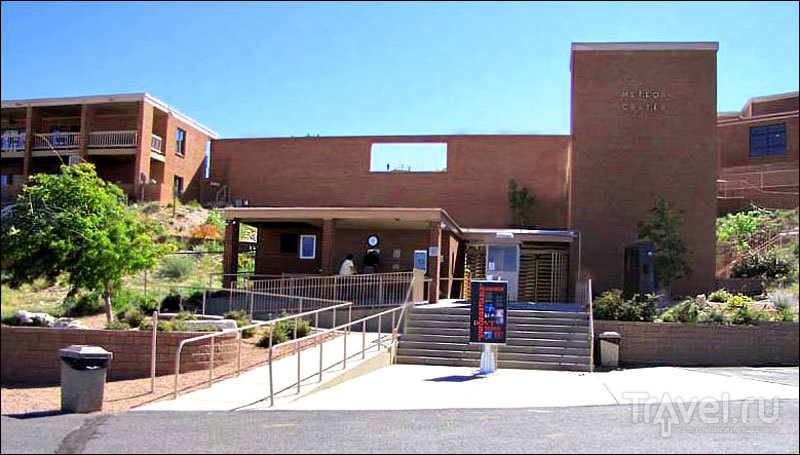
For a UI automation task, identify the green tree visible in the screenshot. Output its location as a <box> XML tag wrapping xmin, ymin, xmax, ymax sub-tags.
<box><xmin>508</xmin><ymin>179</ymin><xmax>536</xmax><ymax>228</ymax></box>
<box><xmin>636</xmin><ymin>197</ymin><xmax>692</xmax><ymax>292</ymax></box>
<box><xmin>1</xmin><ymin>164</ymin><xmax>165</xmax><ymax>323</ymax></box>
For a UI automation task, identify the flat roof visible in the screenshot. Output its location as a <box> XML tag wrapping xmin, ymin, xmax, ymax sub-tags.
<box><xmin>222</xmin><ymin>207</ymin><xmax>463</xmax><ymax>234</ymax></box>
<box><xmin>1</xmin><ymin>92</ymin><xmax>219</xmax><ymax>139</ymax></box>
<box><xmin>571</xmin><ymin>42</ymin><xmax>718</xmax><ymax>51</ymax></box>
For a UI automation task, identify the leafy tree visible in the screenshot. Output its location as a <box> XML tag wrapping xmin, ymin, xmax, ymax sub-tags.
<box><xmin>636</xmin><ymin>197</ymin><xmax>692</xmax><ymax>292</ymax></box>
<box><xmin>508</xmin><ymin>179</ymin><xmax>536</xmax><ymax>228</ymax></box>
<box><xmin>1</xmin><ymin>164</ymin><xmax>165</xmax><ymax>323</ymax></box>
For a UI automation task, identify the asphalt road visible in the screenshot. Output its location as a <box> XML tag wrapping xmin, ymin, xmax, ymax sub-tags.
<box><xmin>2</xmin><ymin>400</ymin><xmax>798</xmax><ymax>454</ymax></box>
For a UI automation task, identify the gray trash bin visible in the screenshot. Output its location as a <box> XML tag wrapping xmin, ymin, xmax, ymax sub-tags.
<box><xmin>598</xmin><ymin>332</ymin><xmax>621</xmax><ymax>368</ymax></box>
<box><xmin>59</xmin><ymin>345</ymin><xmax>113</xmax><ymax>413</ymax></box>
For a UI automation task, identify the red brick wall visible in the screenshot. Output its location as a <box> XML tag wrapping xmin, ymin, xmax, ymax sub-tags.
<box><xmin>210</xmin><ymin>135</ymin><xmax>570</xmax><ymax>229</ymax></box>
<box><xmin>570</xmin><ymin>48</ymin><xmax>718</xmax><ymax>296</ymax></box>
<box><xmin>751</xmin><ymin>97</ymin><xmax>799</xmax><ymax>117</ymax></box>
<box><xmin>595</xmin><ymin>321</ymin><xmax>799</xmax><ymax>367</ymax></box>
<box><xmin>256</xmin><ymin>226</ymin><xmax>323</xmax><ymax>275</ymax></box>
<box><xmin>718</xmin><ymin>114</ymin><xmax>799</xmax><ymax>169</ymax></box>
<box><xmin>161</xmin><ymin>114</ymin><xmax>212</xmax><ymax>203</ymax></box>
<box><xmin>0</xmin><ymin>327</ymin><xmax>238</xmax><ymax>385</ymax></box>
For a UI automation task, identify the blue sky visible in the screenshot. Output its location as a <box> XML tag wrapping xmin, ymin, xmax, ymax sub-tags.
<box><xmin>1</xmin><ymin>1</ymin><xmax>798</xmax><ymax>139</ymax></box>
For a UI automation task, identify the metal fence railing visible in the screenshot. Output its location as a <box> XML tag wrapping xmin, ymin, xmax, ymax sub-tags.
<box><xmin>245</xmin><ymin>272</ymin><xmax>415</xmax><ymax>308</ymax></box>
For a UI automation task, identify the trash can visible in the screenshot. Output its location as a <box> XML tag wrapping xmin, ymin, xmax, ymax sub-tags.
<box><xmin>598</xmin><ymin>332</ymin><xmax>621</xmax><ymax>368</ymax></box>
<box><xmin>59</xmin><ymin>345</ymin><xmax>113</xmax><ymax>413</ymax></box>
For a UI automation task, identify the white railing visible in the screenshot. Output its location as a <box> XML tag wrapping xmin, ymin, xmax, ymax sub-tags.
<box><xmin>1</xmin><ymin>132</ymin><xmax>26</xmax><ymax>151</ymax></box>
<box><xmin>33</xmin><ymin>132</ymin><xmax>82</xmax><ymax>149</ymax></box>
<box><xmin>151</xmin><ymin>134</ymin><xmax>164</xmax><ymax>154</ymax></box>
<box><xmin>88</xmin><ymin>130</ymin><xmax>138</xmax><ymax>148</ymax></box>
<box><xmin>246</xmin><ymin>272</ymin><xmax>415</xmax><ymax>308</ymax></box>
<box><xmin>718</xmin><ymin>168</ymin><xmax>800</xmax><ymax>194</ymax></box>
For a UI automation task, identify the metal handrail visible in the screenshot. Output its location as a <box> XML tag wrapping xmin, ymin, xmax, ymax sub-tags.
<box><xmin>173</xmin><ymin>301</ymin><xmax>353</xmax><ymax>399</ymax></box>
<box><xmin>586</xmin><ymin>279</ymin><xmax>594</xmax><ymax>373</ymax></box>
<box><xmin>260</xmin><ymin>303</ymin><xmax>407</xmax><ymax>407</ymax></box>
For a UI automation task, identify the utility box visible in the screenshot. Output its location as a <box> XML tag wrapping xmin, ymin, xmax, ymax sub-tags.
<box><xmin>623</xmin><ymin>240</ymin><xmax>655</xmax><ymax>298</ymax></box>
<box><xmin>59</xmin><ymin>345</ymin><xmax>113</xmax><ymax>413</ymax></box>
<box><xmin>598</xmin><ymin>332</ymin><xmax>621</xmax><ymax>368</ymax></box>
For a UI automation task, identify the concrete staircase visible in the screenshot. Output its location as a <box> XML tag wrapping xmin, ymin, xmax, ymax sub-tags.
<box><xmin>396</xmin><ymin>306</ymin><xmax>592</xmax><ymax>372</ymax></box>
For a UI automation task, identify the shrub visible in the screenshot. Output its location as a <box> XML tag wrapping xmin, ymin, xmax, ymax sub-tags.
<box><xmin>256</xmin><ymin>322</ymin><xmax>290</xmax><ymax>347</ymax></box>
<box><xmin>160</xmin><ymin>289</ymin><xmax>184</xmax><ymax>313</ymax></box>
<box><xmin>185</xmin><ymin>199</ymin><xmax>202</xmax><ymax>210</ymax></box>
<box><xmin>593</xmin><ymin>289</ymin><xmax>658</xmax><ymax>322</ymax></box>
<box><xmin>660</xmin><ymin>298</ymin><xmax>704</xmax><ymax>323</ymax></box>
<box><xmin>174</xmin><ymin>310</ymin><xmax>198</xmax><ymax>321</ymax></box>
<box><xmin>105</xmin><ymin>320</ymin><xmax>131</xmax><ymax>331</ymax></box>
<box><xmin>139</xmin><ymin>319</ymin><xmax>174</xmax><ymax>332</ymax></box>
<box><xmin>774</xmin><ymin>300</ymin><xmax>798</xmax><ymax>323</ymax></box>
<box><xmin>731</xmin><ymin>250</ymin><xmax>794</xmax><ymax>281</ymax></box>
<box><xmin>223</xmin><ymin>310</ymin><xmax>254</xmax><ymax>338</ymax></box>
<box><xmin>726</xmin><ymin>294</ymin><xmax>753</xmax><ymax>311</ymax></box>
<box><xmin>157</xmin><ymin>255</ymin><xmax>196</xmax><ymax>280</ymax></box>
<box><xmin>290</xmin><ymin>317</ymin><xmax>311</xmax><ymax>339</ymax></box>
<box><xmin>205</xmin><ymin>211</ymin><xmax>225</xmax><ymax>232</ymax></box>
<box><xmin>63</xmin><ymin>291</ymin><xmax>104</xmax><ymax>317</ymax></box>
<box><xmin>697</xmin><ymin>308</ymin><xmax>731</xmax><ymax>324</ymax></box>
<box><xmin>708</xmin><ymin>289</ymin><xmax>733</xmax><ymax>303</ymax></box>
<box><xmin>122</xmin><ymin>307</ymin><xmax>145</xmax><ymax>327</ymax></box>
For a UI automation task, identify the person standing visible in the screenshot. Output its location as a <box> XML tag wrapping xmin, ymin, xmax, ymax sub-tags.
<box><xmin>339</xmin><ymin>254</ymin><xmax>357</xmax><ymax>275</ymax></box>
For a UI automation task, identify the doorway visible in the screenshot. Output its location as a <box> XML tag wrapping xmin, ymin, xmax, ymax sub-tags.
<box><xmin>486</xmin><ymin>244</ymin><xmax>519</xmax><ymax>301</ymax></box>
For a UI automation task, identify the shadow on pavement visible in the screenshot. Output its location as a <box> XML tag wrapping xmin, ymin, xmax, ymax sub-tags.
<box><xmin>425</xmin><ymin>374</ymin><xmax>486</xmax><ymax>383</ymax></box>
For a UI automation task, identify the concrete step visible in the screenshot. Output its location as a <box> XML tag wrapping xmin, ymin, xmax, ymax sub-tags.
<box><xmin>506</xmin><ymin>338</ymin><xmax>590</xmax><ymax>348</ymax></box>
<box><xmin>507</xmin><ymin>331</ymin><xmax>588</xmax><ymax>341</ymax></box>
<box><xmin>409</xmin><ymin>312</ymin><xmax>469</xmax><ymax>322</ymax></box>
<box><xmin>396</xmin><ymin>348</ymin><xmax>589</xmax><ymax>365</ymax></box>
<box><xmin>397</xmin><ymin>340</ymin><xmax>590</xmax><ymax>356</ymax></box>
<box><xmin>407</xmin><ymin>319</ymin><xmax>469</xmax><ymax>329</ymax></box>
<box><xmin>506</xmin><ymin>323</ymin><xmax>589</xmax><ymax>333</ymax></box>
<box><xmin>407</xmin><ymin>326</ymin><xmax>470</xmax><ymax>336</ymax></box>
<box><xmin>395</xmin><ymin>355</ymin><xmax>591</xmax><ymax>372</ymax></box>
<box><xmin>508</xmin><ymin>310</ymin><xmax>589</xmax><ymax>319</ymax></box>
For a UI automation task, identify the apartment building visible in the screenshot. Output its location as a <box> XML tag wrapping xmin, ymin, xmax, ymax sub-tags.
<box><xmin>0</xmin><ymin>93</ymin><xmax>218</xmax><ymax>205</ymax></box>
<box><xmin>717</xmin><ymin>92</ymin><xmax>799</xmax><ymax>212</ymax></box>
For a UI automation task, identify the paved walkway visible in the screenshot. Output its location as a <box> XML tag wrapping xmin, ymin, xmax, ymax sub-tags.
<box><xmin>278</xmin><ymin>365</ymin><xmax>799</xmax><ymax>411</ymax></box>
<box><xmin>136</xmin><ymin>331</ymin><xmax>389</xmax><ymax>412</ymax></box>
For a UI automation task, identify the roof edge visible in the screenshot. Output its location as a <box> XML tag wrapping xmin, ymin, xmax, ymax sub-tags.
<box><xmin>571</xmin><ymin>42</ymin><xmax>718</xmax><ymax>51</ymax></box>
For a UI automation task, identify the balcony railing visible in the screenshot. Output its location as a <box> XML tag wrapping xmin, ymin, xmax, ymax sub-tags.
<box><xmin>1</xmin><ymin>132</ymin><xmax>26</xmax><ymax>152</ymax></box>
<box><xmin>151</xmin><ymin>134</ymin><xmax>164</xmax><ymax>154</ymax></box>
<box><xmin>88</xmin><ymin>130</ymin><xmax>138</xmax><ymax>148</ymax></box>
<box><xmin>33</xmin><ymin>132</ymin><xmax>82</xmax><ymax>150</ymax></box>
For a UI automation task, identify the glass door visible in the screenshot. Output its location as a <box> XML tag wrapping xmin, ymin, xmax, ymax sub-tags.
<box><xmin>486</xmin><ymin>244</ymin><xmax>519</xmax><ymax>301</ymax></box>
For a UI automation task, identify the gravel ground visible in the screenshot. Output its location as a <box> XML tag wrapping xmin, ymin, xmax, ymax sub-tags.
<box><xmin>0</xmin><ymin>331</ymin><xmax>313</xmax><ymax>416</ymax></box>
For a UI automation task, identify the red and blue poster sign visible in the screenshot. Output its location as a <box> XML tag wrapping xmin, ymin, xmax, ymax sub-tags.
<box><xmin>470</xmin><ymin>280</ymin><xmax>508</xmax><ymax>344</ymax></box>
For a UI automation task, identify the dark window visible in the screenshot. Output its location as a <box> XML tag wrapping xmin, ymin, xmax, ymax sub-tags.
<box><xmin>750</xmin><ymin>123</ymin><xmax>787</xmax><ymax>157</ymax></box>
<box><xmin>176</xmin><ymin>128</ymin><xmax>186</xmax><ymax>157</ymax></box>
<box><xmin>173</xmin><ymin>175</ymin><xmax>184</xmax><ymax>196</ymax></box>
<box><xmin>280</xmin><ymin>234</ymin><xmax>299</xmax><ymax>254</ymax></box>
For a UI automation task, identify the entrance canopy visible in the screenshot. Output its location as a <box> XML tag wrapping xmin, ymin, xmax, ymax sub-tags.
<box><xmin>220</xmin><ymin>207</ymin><xmax>463</xmax><ymax>303</ymax></box>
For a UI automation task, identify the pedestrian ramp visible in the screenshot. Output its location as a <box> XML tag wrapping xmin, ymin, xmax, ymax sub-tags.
<box><xmin>135</xmin><ymin>331</ymin><xmax>391</xmax><ymax>412</ymax></box>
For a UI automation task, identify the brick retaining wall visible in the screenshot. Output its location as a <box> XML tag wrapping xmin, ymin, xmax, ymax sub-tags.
<box><xmin>0</xmin><ymin>327</ymin><xmax>238</xmax><ymax>384</ymax></box>
<box><xmin>594</xmin><ymin>321</ymin><xmax>799</xmax><ymax>367</ymax></box>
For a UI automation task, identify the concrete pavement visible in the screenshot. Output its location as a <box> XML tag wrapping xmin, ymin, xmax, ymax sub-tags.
<box><xmin>278</xmin><ymin>365</ymin><xmax>799</xmax><ymax>411</ymax></box>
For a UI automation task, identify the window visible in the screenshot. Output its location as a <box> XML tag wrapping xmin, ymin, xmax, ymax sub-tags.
<box><xmin>173</xmin><ymin>175</ymin><xmax>184</xmax><ymax>196</ymax></box>
<box><xmin>750</xmin><ymin>123</ymin><xmax>787</xmax><ymax>157</ymax></box>
<box><xmin>370</xmin><ymin>143</ymin><xmax>448</xmax><ymax>172</ymax></box>
<box><xmin>280</xmin><ymin>234</ymin><xmax>299</xmax><ymax>254</ymax></box>
<box><xmin>175</xmin><ymin>128</ymin><xmax>186</xmax><ymax>157</ymax></box>
<box><xmin>300</xmin><ymin>235</ymin><xmax>317</xmax><ymax>259</ymax></box>
<box><xmin>300</xmin><ymin>235</ymin><xmax>316</xmax><ymax>259</ymax></box>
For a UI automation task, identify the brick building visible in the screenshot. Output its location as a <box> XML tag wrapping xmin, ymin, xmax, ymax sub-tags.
<box><xmin>210</xmin><ymin>42</ymin><xmax>751</xmax><ymax>301</ymax></box>
<box><xmin>1</xmin><ymin>93</ymin><xmax>218</xmax><ymax>205</ymax></box>
<box><xmin>717</xmin><ymin>92</ymin><xmax>799</xmax><ymax>213</ymax></box>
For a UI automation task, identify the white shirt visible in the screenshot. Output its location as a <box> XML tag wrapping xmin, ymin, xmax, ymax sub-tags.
<box><xmin>339</xmin><ymin>259</ymin><xmax>356</xmax><ymax>276</ymax></box>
